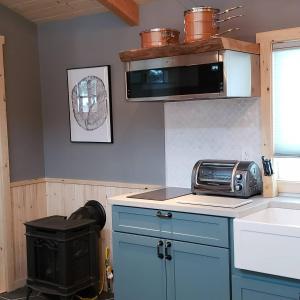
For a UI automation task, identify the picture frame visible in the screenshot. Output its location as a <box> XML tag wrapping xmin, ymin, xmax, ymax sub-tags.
<box><xmin>67</xmin><ymin>65</ymin><xmax>113</xmax><ymax>143</ymax></box>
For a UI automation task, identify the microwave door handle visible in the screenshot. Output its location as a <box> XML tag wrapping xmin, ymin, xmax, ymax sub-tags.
<box><xmin>231</xmin><ymin>162</ymin><xmax>240</xmax><ymax>192</ymax></box>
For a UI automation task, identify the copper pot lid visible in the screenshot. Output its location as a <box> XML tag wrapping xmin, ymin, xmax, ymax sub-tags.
<box><xmin>184</xmin><ymin>6</ymin><xmax>220</xmax><ymax>15</ymax></box>
<box><xmin>140</xmin><ymin>28</ymin><xmax>180</xmax><ymax>35</ymax></box>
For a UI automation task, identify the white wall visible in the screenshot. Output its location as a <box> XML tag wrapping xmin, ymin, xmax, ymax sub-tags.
<box><xmin>164</xmin><ymin>98</ymin><xmax>261</xmax><ymax>188</ymax></box>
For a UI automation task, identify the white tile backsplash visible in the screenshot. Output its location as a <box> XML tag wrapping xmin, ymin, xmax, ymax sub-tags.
<box><xmin>164</xmin><ymin>98</ymin><xmax>261</xmax><ymax>188</ymax></box>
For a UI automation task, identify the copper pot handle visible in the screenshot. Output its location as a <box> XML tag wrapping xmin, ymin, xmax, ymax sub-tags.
<box><xmin>217</xmin><ymin>6</ymin><xmax>243</xmax><ymax>15</ymax></box>
<box><xmin>212</xmin><ymin>27</ymin><xmax>240</xmax><ymax>38</ymax></box>
<box><xmin>162</xmin><ymin>31</ymin><xmax>176</xmax><ymax>38</ymax></box>
<box><xmin>216</xmin><ymin>14</ymin><xmax>243</xmax><ymax>23</ymax></box>
<box><xmin>162</xmin><ymin>31</ymin><xmax>168</xmax><ymax>38</ymax></box>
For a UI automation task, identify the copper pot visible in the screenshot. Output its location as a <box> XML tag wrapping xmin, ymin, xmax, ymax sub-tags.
<box><xmin>184</xmin><ymin>6</ymin><xmax>242</xmax><ymax>43</ymax></box>
<box><xmin>140</xmin><ymin>28</ymin><xmax>180</xmax><ymax>48</ymax></box>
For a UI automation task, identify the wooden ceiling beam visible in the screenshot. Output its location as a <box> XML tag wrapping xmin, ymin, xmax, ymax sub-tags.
<box><xmin>97</xmin><ymin>0</ymin><xmax>139</xmax><ymax>26</ymax></box>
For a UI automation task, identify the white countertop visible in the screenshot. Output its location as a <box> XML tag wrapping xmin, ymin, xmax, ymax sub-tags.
<box><xmin>108</xmin><ymin>192</ymin><xmax>273</xmax><ymax>218</ymax></box>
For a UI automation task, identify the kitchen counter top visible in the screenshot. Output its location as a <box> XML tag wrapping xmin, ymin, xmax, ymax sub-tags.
<box><xmin>109</xmin><ymin>191</ymin><xmax>300</xmax><ymax>218</ymax></box>
<box><xmin>269</xmin><ymin>196</ymin><xmax>300</xmax><ymax>209</ymax></box>
<box><xmin>108</xmin><ymin>192</ymin><xmax>271</xmax><ymax>218</ymax></box>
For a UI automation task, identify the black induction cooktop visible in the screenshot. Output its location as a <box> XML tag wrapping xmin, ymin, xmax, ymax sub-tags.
<box><xmin>127</xmin><ymin>187</ymin><xmax>191</xmax><ymax>201</ymax></box>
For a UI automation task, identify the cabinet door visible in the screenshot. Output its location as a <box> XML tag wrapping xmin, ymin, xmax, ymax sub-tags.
<box><xmin>166</xmin><ymin>240</ymin><xmax>230</xmax><ymax>300</ymax></box>
<box><xmin>113</xmin><ymin>232</ymin><xmax>167</xmax><ymax>300</ymax></box>
<box><xmin>232</xmin><ymin>275</ymin><xmax>300</xmax><ymax>300</ymax></box>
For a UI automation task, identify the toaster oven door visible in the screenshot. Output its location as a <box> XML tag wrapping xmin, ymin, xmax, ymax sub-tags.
<box><xmin>196</xmin><ymin>161</ymin><xmax>238</xmax><ymax>192</ymax></box>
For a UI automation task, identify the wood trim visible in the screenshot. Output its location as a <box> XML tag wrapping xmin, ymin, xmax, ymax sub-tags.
<box><xmin>11</xmin><ymin>177</ymin><xmax>160</xmax><ymax>190</ymax></box>
<box><xmin>12</xmin><ymin>279</ymin><xmax>26</xmax><ymax>291</ymax></box>
<box><xmin>256</xmin><ymin>36</ymin><xmax>278</xmax><ymax>197</ymax></box>
<box><xmin>221</xmin><ymin>38</ymin><xmax>260</xmax><ymax>54</ymax></box>
<box><xmin>10</xmin><ymin>178</ymin><xmax>46</xmax><ymax>188</ymax></box>
<box><xmin>257</xmin><ymin>27</ymin><xmax>300</xmax><ymax>43</ymax></box>
<box><xmin>278</xmin><ymin>181</ymin><xmax>300</xmax><ymax>194</ymax></box>
<box><xmin>119</xmin><ymin>37</ymin><xmax>260</xmax><ymax>62</ymax></box>
<box><xmin>0</xmin><ymin>39</ymin><xmax>14</xmax><ymax>292</ymax></box>
<box><xmin>97</xmin><ymin>0</ymin><xmax>139</xmax><ymax>26</ymax></box>
<box><xmin>45</xmin><ymin>178</ymin><xmax>160</xmax><ymax>189</ymax></box>
<box><xmin>256</xmin><ymin>26</ymin><xmax>300</xmax><ymax>197</ymax></box>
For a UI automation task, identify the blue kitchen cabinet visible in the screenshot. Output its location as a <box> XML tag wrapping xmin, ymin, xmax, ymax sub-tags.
<box><xmin>112</xmin><ymin>205</ymin><xmax>231</xmax><ymax>300</ymax></box>
<box><xmin>232</xmin><ymin>274</ymin><xmax>300</xmax><ymax>300</ymax></box>
<box><xmin>166</xmin><ymin>240</ymin><xmax>230</xmax><ymax>300</ymax></box>
<box><xmin>230</xmin><ymin>219</ymin><xmax>300</xmax><ymax>300</ymax></box>
<box><xmin>113</xmin><ymin>232</ymin><xmax>167</xmax><ymax>300</ymax></box>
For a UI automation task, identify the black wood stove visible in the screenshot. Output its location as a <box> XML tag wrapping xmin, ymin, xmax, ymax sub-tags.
<box><xmin>25</xmin><ymin>201</ymin><xmax>106</xmax><ymax>300</ymax></box>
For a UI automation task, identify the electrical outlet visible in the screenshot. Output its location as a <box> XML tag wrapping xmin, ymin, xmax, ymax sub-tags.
<box><xmin>242</xmin><ymin>150</ymin><xmax>249</xmax><ymax>161</ymax></box>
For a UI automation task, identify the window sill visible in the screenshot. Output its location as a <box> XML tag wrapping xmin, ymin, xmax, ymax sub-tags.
<box><xmin>278</xmin><ymin>180</ymin><xmax>300</xmax><ymax>194</ymax></box>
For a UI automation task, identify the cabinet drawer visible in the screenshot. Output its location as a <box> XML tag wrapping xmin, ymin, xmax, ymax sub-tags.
<box><xmin>232</xmin><ymin>275</ymin><xmax>300</xmax><ymax>300</ymax></box>
<box><xmin>112</xmin><ymin>206</ymin><xmax>161</xmax><ymax>237</ymax></box>
<box><xmin>163</xmin><ymin>211</ymin><xmax>228</xmax><ymax>247</ymax></box>
<box><xmin>112</xmin><ymin>206</ymin><xmax>229</xmax><ymax>247</ymax></box>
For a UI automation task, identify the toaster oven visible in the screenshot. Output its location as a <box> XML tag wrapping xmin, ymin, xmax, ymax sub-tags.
<box><xmin>191</xmin><ymin>160</ymin><xmax>263</xmax><ymax>198</ymax></box>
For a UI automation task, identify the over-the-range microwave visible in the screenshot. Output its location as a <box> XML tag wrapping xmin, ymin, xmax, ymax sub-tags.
<box><xmin>125</xmin><ymin>50</ymin><xmax>260</xmax><ymax>102</ymax></box>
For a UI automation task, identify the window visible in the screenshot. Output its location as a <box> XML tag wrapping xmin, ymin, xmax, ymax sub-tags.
<box><xmin>273</xmin><ymin>43</ymin><xmax>300</xmax><ymax>182</ymax></box>
<box><xmin>257</xmin><ymin>27</ymin><xmax>300</xmax><ymax>196</ymax></box>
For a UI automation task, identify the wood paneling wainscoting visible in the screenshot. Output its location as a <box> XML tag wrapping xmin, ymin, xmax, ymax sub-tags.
<box><xmin>10</xmin><ymin>178</ymin><xmax>158</xmax><ymax>290</ymax></box>
<box><xmin>11</xmin><ymin>180</ymin><xmax>46</xmax><ymax>289</ymax></box>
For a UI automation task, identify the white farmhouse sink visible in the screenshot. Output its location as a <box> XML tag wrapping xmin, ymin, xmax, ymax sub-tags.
<box><xmin>234</xmin><ymin>207</ymin><xmax>300</xmax><ymax>279</ymax></box>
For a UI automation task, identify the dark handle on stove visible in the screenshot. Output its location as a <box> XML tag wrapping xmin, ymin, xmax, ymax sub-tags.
<box><xmin>156</xmin><ymin>211</ymin><xmax>172</xmax><ymax>219</ymax></box>
<box><xmin>165</xmin><ymin>241</ymin><xmax>172</xmax><ymax>260</ymax></box>
<box><xmin>157</xmin><ymin>240</ymin><xmax>164</xmax><ymax>259</ymax></box>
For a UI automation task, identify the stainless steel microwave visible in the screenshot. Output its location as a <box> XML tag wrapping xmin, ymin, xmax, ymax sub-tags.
<box><xmin>125</xmin><ymin>50</ymin><xmax>260</xmax><ymax>102</ymax></box>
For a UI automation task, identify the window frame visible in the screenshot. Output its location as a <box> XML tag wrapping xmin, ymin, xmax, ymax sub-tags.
<box><xmin>256</xmin><ymin>27</ymin><xmax>300</xmax><ymax>196</ymax></box>
<box><xmin>0</xmin><ymin>36</ymin><xmax>15</xmax><ymax>292</ymax></box>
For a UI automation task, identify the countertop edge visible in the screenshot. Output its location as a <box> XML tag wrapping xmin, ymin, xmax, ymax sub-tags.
<box><xmin>107</xmin><ymin>193</ymin><xmax>271</xmax><ymax>218</ymax></box>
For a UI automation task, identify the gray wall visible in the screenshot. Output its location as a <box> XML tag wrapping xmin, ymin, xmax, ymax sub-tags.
<box><xmin>0</xmin><ymin>5</ymin><xmax>44</xmax><ymax>181</ymax></box>
<box><xmin>38</xmin><ymin>4</ymin><xmax>167</xmax><ymax>185</ymax></box>
<box><xmin>38</xmin><ymin>0</ymin><xmax>300</xmax><ymax>185</ymax></box>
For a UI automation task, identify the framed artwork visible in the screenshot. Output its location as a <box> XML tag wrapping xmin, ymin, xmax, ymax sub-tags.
<box><xmin>67</xmin><ymin>65</ymin><xmax>113</xmax><ymax>143</ymax></box>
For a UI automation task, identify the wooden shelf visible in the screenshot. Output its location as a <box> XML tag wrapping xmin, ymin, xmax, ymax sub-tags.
<box><xmin>119</xmin><ymin>37</ymin><xmax>260</xmax><ymax>62</ymax></box>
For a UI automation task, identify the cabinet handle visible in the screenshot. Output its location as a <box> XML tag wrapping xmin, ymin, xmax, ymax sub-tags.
<box><xmin>165</xmin><ymin>241</ymin><xmax>172</xmax><ymax>260</ymax></box>
<box><xmin>157</xmin><ymin>240</ymin><xmax>164</xmax><ymax>259</ymax></box>
<box><xmin>156</xmin><ymin>211</ymin><xmax>172</xmax><ymax>219</ymax></box>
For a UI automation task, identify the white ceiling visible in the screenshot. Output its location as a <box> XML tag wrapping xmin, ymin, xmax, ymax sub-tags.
<box><xmin>0</xmin><ymin>0</ymin><xmax>152</xmax><ymax>23</ymax></box>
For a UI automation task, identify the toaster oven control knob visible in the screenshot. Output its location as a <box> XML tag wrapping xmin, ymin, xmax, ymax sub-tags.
<box><xmin>236</xmin><ymin>174</ymin><xmax>243</xmax><ymax>180</ymax></box>
<box><xmin>235</xmin><ymin>184</ymin><xmax>243</xmax><ymax>191</ymax></box>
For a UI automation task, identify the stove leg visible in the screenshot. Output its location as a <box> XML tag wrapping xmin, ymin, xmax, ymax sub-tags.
<box><xmin>26</xmin><ymin>287</ymin><xmax>33</xmax><ymax>300</ymax></box>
